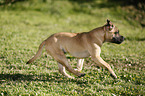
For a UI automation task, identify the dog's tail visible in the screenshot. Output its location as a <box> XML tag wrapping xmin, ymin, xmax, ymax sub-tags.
<box><xmin>26</xmin><ymin>40</ymin><xmax>46</xmax><ymax>64</ymax></box>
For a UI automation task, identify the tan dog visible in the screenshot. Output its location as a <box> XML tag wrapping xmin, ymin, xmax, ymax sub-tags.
<box><xmin>27</xmin><ymin>19</ymin><xmax>124</xmax><ymax>79</ymax></box>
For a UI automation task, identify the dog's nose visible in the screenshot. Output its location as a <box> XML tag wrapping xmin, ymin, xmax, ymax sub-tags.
<box><xmin>121</xmin><ymin>36</ymin><xmax>125</xmax><ymax>41</ymax></box>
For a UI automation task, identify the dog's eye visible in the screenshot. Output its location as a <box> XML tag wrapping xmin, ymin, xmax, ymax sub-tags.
<box><xmin>114</xmin><ymin>31</ymin><xmax>119</xmax><ymax>34</ymax></box>
<box><xmin>109</xmin><ymin>25</ymin><xmax>113</xmax><ymax>29</ymax></box>
<box><xmin>114</xmin><ymin>32</ymin><xmax>118</xmax><ymax>34</ymax></box>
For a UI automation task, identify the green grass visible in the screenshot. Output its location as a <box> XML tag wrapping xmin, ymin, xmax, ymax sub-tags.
<box><xmin>0</xmin><ymin>0</ymin><xmax>145</xmax><ymax>95</ymax></box>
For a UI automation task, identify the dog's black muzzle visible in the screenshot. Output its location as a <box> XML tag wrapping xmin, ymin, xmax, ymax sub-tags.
<box><xmin>112</xmin><ymin>36</ymin><xmax>125</xmax><ymax>44</ymax></box>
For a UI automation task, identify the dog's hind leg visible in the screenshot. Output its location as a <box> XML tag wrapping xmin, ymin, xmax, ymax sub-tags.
<box><xmin>45</xmin><ymin>47</ymin><xmax>85</xmax><ymax>77</ymax></box>
<box><xmin>75</xmin><ymin>59</ymin><xmax>84</xmax><ymax>72</ymax></box>
<box><xmin>58</xmin><ymin>63</ymin><xmax>75</xmax><ymax>79</ymax></box>
<box><xmin>55</xmin><ymin>55</ymin><xmax>85</xmax><ymax>77</ymax></box>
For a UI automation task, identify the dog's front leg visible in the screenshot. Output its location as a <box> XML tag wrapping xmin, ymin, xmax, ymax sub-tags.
<box><xmin>89</xmin><ymin>44</ymin><xmax>117</xmax><ymax>79</ymax></box>
<box><xmin>92</xmin><ymin>56</ymin><xmax>117</xmax><ymax>79</ymax></box>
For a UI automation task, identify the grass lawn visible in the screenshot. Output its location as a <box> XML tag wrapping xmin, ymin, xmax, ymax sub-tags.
<box><xmin>0</xmin><ymin>0</ymin><xmax>145</xmax><ymax>95</ymax></box>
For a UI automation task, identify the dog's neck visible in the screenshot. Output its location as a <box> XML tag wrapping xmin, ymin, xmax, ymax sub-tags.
<box><xmin>89</xmin><ymin>26</ymin><xmax>106</xmax><ymax>47</ymax></box>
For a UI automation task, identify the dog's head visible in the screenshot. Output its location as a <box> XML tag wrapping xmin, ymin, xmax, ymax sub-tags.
<box><xmin>104</xmin><ymin>19</ymin><xmax>124</xmax><ymax>44</ymax></box>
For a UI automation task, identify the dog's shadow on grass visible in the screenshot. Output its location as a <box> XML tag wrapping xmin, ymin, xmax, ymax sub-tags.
<box><xmin>0</xmin><ymin>73</ymin><xmax>88</xmax><ymax>85</ymax></box>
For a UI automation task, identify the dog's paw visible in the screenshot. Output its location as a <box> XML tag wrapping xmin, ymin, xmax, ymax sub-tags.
<box><xmin>26</xmin><ymin>61</ymin><xmax>29</xmax><ymax>64</ymax></box>
<box><xmin>74</xmin><ymin>69</ymin><xmax>81</xmax><ymax>72</ymax></box>
<box><xmin>110</xmin><ymin>74</ymin><xmax>117</xmax><ymax>79</ymax></box>
<box><xmin>78</xmin><ymin>73</ymin><xmax>86</xmax><ymax>78</ymax></box>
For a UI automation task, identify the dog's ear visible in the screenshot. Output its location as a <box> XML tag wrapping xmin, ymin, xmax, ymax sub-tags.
<box><xmin>106</xmin><ymin>19</ymin><xmax>112</xmax><ymax>26</ymax></box>
<box><xmin>105</xmin><ymin>19</ymin><xmax>114</xmax><ymax>31</ymax></box>
<box><xmin>107</xmin><ymin>19</ymin><xmax>110</xmax><ymax>25</ymax></box>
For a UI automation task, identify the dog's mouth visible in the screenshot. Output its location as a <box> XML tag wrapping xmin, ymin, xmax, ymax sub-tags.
<box><xmin>111</xmin><ymin>36</ymin><xmax>125</xmax><ymax>44</ymax></box>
